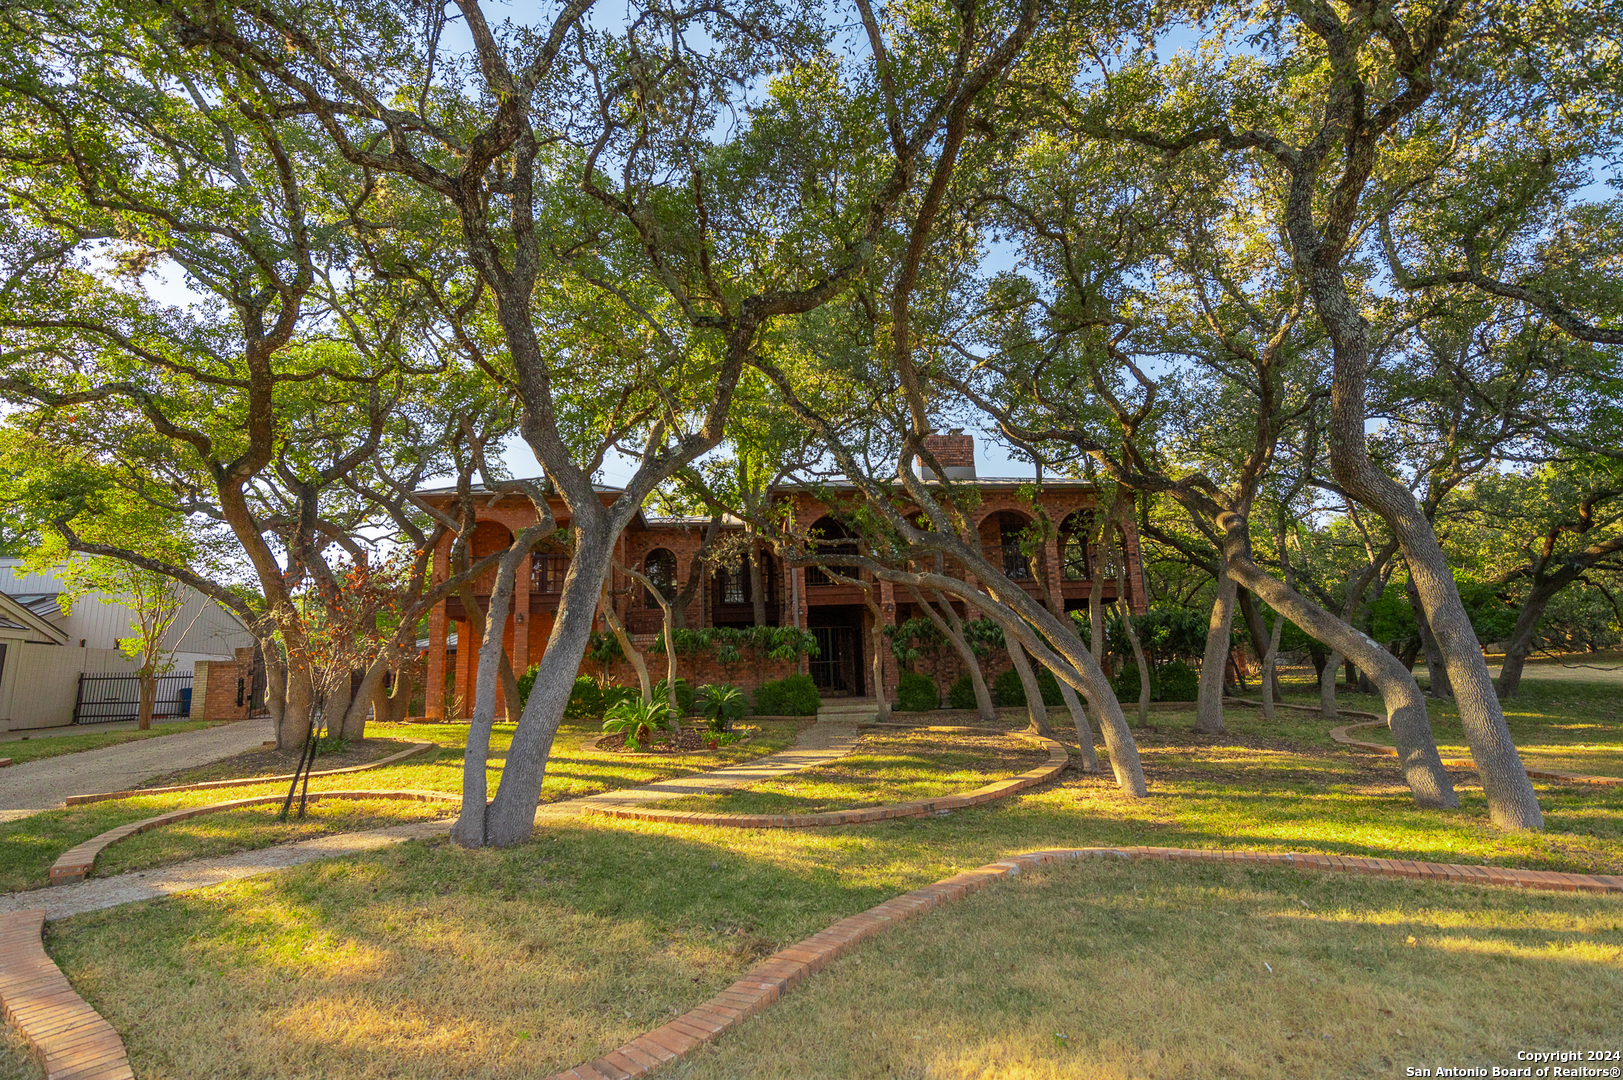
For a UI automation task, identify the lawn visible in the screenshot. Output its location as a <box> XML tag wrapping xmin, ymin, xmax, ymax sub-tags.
<box><xmin>649</xmin><ymin>728</ymin><xmax>1048</xmax><ymax>814</ymax></box>
<box><xmin>0</xmin><ymin>721</ymin><xmax>220</xmax><ymax>766</ymax></box>
<box><xmin>7</xmin><ymin>693</ymin><xmax>1623</xmax><ymax>1080</ymax></box>
<box><xmin>0</xmin><ymin>718</ymin><xmax>807</xmax><ymax>893</ymax></box>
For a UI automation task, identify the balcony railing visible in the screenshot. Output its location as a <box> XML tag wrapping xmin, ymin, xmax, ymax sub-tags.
<box><xmin>1001</xmin><ymin>542</ymin><xmax>1033</xmax><ymax>580</ymax></box>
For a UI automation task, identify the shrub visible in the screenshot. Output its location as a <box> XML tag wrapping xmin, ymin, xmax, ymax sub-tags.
<box><xmin>653</xmin><ymin>677</ymin><xmax>696</xmax><ymax>716</ymax></box>
<box><xmin>753</xmin><ymin>674</ymin><xmax>821</xmax><ymax>716</ymax></box>
<box><xmin>1112</xmin><ymin>663</ymin><xmax>1154</xmax><ymax>704</ymax></box>
<box><xmin>894</xmin><ymin>671</ymin><xmax>939</xmax><ymax>712</ymax></box>
<box><xmin>991</xmin><ymin>666</ymin><xmax>1064</xmax><ymax>708</ymax></box>
<box><xmin>600</xmin><ymin>684</ymin><xmax>639</xmax><ymax>714</ymax></box>
<box><xmin>696</xmin><ymin>683</ymin><xmax>746</xmax><ymax>733</ymax></box>
<box><xmin>947</xmin><ymin>673</ymin><xmax>979</xmax><ymax>710</ymax></box>
<box><xmin>602</xmin><ymin>697</ymin><xmax>675</xmax><ymax>751</ymax></box>
<box><xmin>1157</xmin><ymin>660</ymin><xmax>1200</xmax><ymax>702</ymax></box>
<box><xmin>561</xmin><ymin>675</ymin><xmax>601</xmax><ymax>719</ymax></box>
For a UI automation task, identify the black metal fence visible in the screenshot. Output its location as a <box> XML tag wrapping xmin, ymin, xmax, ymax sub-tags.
<box><xmin>72</xmin><ymin>673</ymin><xmax>194</xmax><ymax>724</ymax></box>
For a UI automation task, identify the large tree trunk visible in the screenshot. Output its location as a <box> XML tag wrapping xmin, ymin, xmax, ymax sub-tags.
<box><xmin>1195</xmin><ymin>570</ymin><xmax>1236</xmax><ymax>733</ymax></box>
<box><xmin>1303</xmin><ymin>218</ymin><xmax>1541</xmax><ymax>828</ymax></box>
<box><xmin>457</xmin><ymin>585</ymin><xmax>524</xmax><ymax>724</ymax></box>
<box><xmin>1007</xmin><ymin>639</ymin><xmax>1054</xmax><ymax>738</ymax></box>
<box><xmin>482</xmin><ymin>521</ymin><xmax>621</xmax><ymax>847</ymax></box>
<box><xmin>387</xmin><ymin>663</ymin><xmax>415</xmax><ymax>724</ymax></box>
<box><xmin>1319</xmin><ymin>649</ymin><xmax>1343</xmax><ymax>720</ymax></box>
<box><xmin>865</xmin><ymin>596</ymin><xmax>891</xmax><ymax>720</ymax></box>
<box><xmin>1497</xmin><ymin>575</ymin><xmax>1569</xmax><ymax>699</ymax></box>
<box><xmin>1260</xmin><ymin>606</ymin><xmax>1285</xmax><ymax>722</ymax></box>
<box><xmin>749</xmin><ymin>540</ymin><xmax>768</xmax><ymax>627</ymax></box>
<box><xmin>1217</xmin><ymin>512</ymin><xmax>1457</xmax><ymax>808</ymax></box>
<box><xmin>451</xmin><ymin>530</ymin><xmax>537</xmax><ymax>847</ymax></box>
<box><xmin>278</xmin><ymin>662</ymin><xmax>314</xmax><ymax>751</ymax></box>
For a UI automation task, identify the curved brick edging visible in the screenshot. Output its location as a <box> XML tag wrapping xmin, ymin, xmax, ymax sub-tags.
<box><xmin>49</xmin><ymin>790</ymin><xmax>460</xmax><ymax>885</ymax></box>
<box><xmin>0</xmin><ymin>909</ymin><xmax>134</xmax><ymax>1080</ymax></box>
<box><xmin>545</xmin><ymin>844</ymin><xmax>1623</xmax><ymax>1080</ymax></box>
<box><xmin>1330</xmin><ymin>719</ymin><xmax>1623</xmax><ymax>787</ymax></box>
<box><xmin>62</xmin><ymin>741</ymin><xmax>437</xmax><ymax>806</ymax></box>
<box><xmin>584</xmin><ymin>734</ymin><xmax>1068</xmax><ymax>829</ymax></box>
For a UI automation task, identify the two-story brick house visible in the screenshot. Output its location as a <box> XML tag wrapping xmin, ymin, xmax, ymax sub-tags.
<box><xmin>416</xmin><ymin>432</ymin><xmax>1147</xmax><ymax>718</ymax></box>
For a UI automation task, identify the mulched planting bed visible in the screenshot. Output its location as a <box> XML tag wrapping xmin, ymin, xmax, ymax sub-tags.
<box><xmin>136</xmin><ymin>737</ymin><xmax>417</xmax><ymax>789</ymax></box>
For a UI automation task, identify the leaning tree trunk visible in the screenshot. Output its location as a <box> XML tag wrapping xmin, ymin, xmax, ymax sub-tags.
<box><xmin>1057</xmin><ymin>679</ymin><xmax>1099</xmax><ymax>772</ymax></box>
<box><xmin>1112</xmin><ymin>523</ymin><xmax>1152</xmax><ymax>728</ymax></box>
<box><xmin>481</xmin><ymin>522</ymin><xmax>622</xmax><ymax>847</ymax></box>
<box><xmin>1238</xmin><ymin>588</ymin><xmax>1283</xmax><ymax>703</ymax></box>
<box><xmin>864</xmin><ymin>596</ymin><xmax>892</xmax><ymax>721</ymax></box>
<box><xmin>1195</xmin><ymin>570</ymin><xmax>1237</xmax><ymax>734</ymax></box>
<box><xmin>921</xmin><ymin>589</ymin><xmax>996</xmax><ymax>721</ymax></box>
<box><xmin>1217</xmin><ymin>512</ymin><xmax>1457</xmax><ymax>809</ymax></box>
<box><xmin>1260</xmin><ymin>607</ymin><xmax>1285</xmax><ymax>722</ymax></box>
<box><xmin>387</xmin><ymin>664</ymin><xmax>415</xmax><ymax>724</ymax></box>
<box><xmin>458</xmin><ymin>585</ymin><xmax>525</xmax><ymax>724</ymax></box>
<box><xmin>602</xmin><ymin>593</ymin><xmax>652</xmax><ymax>704</ymax></box>
<box><xmin>1006</xmin><ymin>639</ymin><xmax>1055</xmax><ymax>737</ymax></box>
<box><xmin>1496</xmin><ymin>575</ymin><xmax>1568</xmax><ymax>699</ymax></box>
<box><xmin>1305</xmin><ymin>231</ymin><xmax>1541</xmax><ymax>828</ymax></box>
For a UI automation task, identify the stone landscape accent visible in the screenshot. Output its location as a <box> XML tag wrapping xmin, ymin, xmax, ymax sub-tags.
<box><xmin>61</xmin><ymin>741</ymin><xmax>436</xmax><ymax>806</ymax></box>
<box><xmin>0</xmin><ymin>910</ymin><xmax>133</xmax><ymax>1080</ymax></box>
<box><xmin>1329</xmin><ymin>718</ymin><xmax>1623</xmax><ymax>786</ymax></box>
<box><xmin>544</xmin><ymin>845</ymin><xmax>1623</xmax><ymax>1080</ymax></box>
<box><xmin>48</xmin><ymin>790</ymin><xmax>459</xmax><ymax>885</ymax></box>
<box><xmin>584</xmin><ymin>732</ymin><xmax>1067</xmax><ymax>829</ymax></box>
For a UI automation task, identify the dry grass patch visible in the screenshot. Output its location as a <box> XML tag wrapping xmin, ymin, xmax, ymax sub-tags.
<box><xmin>649</xmin><ymin>729</ymin><xmax>1048</xmax><ymax>814</ymax></box>
<box><xmin>671</xmin><ymin>858</ymin><xmax>1623</xmax><ymax>1080</ymax></box>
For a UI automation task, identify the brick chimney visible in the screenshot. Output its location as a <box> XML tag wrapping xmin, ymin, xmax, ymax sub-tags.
<box><xmin>917</xmin><ymin>429</ymin><xmax>976</xmax><ymax>480</ymax></box>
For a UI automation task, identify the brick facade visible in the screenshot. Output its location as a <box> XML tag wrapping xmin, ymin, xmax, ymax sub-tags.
<box><xmin>189</xmin><ymin>646</ymin><xmax>256</xmax><ymax>722</ymax></box>
<box><xmin>414</xmin><ymin>439</ymin><xmax>1150</xmax><ymax>716</ymax></box>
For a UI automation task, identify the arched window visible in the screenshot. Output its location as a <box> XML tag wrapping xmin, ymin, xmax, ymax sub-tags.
<box><xmin>986</xmin><ymin>510</ymin><xmax>1034</xmax><ymax>580</ymax></box>
<box><xmin>1059</xmin><ymin>511</ymin><xmax>1093</xmax><ymax>580</ymax></box>
<box><xmin>804</xmin><ymin>517</ymin><xmax>858</xmax><ymax>587</ymax></box>
<box><xmin>643</xmin><ymin>549</ymin><xmax>677</xmax><ymax>608</ymax></box>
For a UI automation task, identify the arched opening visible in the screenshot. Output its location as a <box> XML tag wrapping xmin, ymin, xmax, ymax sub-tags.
<box><xmin>469</xmin><ymin>519</ymin><xmax>514</xmax><ymax>559</ymax></box>
<box><xmin>804</xmin><ymin>516</ymin><xmax>858</xmax><ymax>587</ymax></box>
<box><xmin>1059</xmin><ymin>511</ymin><xmax>1094</xmax><ymax>580</ymax></box>
<box><xmin>643</xmin><ymin>548</ymin><xmax>677</xmax><ymax>608</ymax></box>
<box><xmin>983</xmin><ymin>510</ymin><xmax>1034</xmax><ymax>580</ymax></box>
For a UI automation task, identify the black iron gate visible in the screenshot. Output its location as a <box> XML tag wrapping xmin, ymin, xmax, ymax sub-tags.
<box><xmin>808</xmin><ymin>626</ymin><xmax>863</xmax><ymax>696</ymax></box>
<box><xmin>72</xmin><ymin>673</ymin><xmax>194</xmax><ymax>724</ymax></box>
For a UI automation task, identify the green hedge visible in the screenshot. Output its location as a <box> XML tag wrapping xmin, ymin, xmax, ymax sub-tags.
<box><xmin>991</xmin><ymin>666</ymin><xmax>1063</xmax><ymax>708</ymax></box>
<box><xmin>753</xmin><ymin>674</ymin><xmax>821</xmax><ymax>716</ymax></box>
<box><xmin>947</xmin><ymin>672</ymin><xmax>979</xmax><ymax>710</ymax></box>
<box><xmin>895</xmin><ymin>671</ymin><xmax>939</xmax><ymax>712</ymax></box>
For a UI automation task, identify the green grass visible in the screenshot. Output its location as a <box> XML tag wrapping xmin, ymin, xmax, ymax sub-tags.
<box><xmin>0</xmin><ymin>718</ymin><xmax>806</xmax><ymax>893</ymax></box>
<box><xmin>671</xmin><ymin>858</ymin><xmax>1623</xmax><ymax>1080</ymax></box>
<box><xmin>652</xmin><ymin>729</ymin><xmax>1047</xmax><ymax>814</ymax></box>
<box><xmin>0</xmin><ymin>721</ymin><xmax>220</xmax><ymax>765</ymax></box>
<box><xmin>17</xmin><ymin>698</ymin><xmax>1623</xmax><ymax>1080</ymax></box>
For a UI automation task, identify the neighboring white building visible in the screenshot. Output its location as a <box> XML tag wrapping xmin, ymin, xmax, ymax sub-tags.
<box><xmin>0</xmin><ymin>558</ymin><xmax>256</xmax><ymax>732</ymax></box>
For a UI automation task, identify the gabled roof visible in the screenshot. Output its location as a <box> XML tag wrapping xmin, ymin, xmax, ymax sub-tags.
<box><xmin>0</xmin><ymin>591</ymin><xmax>68</xmax><ymax>645</ymax></box>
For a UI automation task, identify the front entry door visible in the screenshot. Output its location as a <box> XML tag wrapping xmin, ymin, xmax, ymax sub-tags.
<box><xmin>809</xmin><ymin>625</ymin><xmax>864</xmax><ymax>696</ymax></box>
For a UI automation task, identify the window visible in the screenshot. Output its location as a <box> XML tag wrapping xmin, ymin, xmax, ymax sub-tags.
<box><xmin>1059</xmin><ymin>511</ymin><xmax>1093</xmax><ymax>580</ymax></box>
<box><xmin>643</xmin><ymin>549</ymin><xmax>677</xmax><ymax>608</ymax></box>
<box><xmin>996</xmin><ymin>514</ymin><xmax>1033</xmax><ymax>580</ymax></box>
<box><xmin>804</xmin><ymin>517</ymin><xmax>857</xmax><ymax>587</ymax></box>
<box><xmin>720</xmin><ymin>565</ymin><xmax>747</xmax><ymax>605</ymax></box>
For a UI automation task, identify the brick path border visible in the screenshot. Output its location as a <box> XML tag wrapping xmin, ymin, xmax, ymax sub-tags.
<box><xmin>62</xmin><ymin>741</ymin><xmax>436</xmax><ymax>806</ymax></box>
<box><xmin>48</xmin><ymin>790</ymin><xmax>460</xmax><ymax>885</ymax></box>
<box><xmin>1329</xmin><ymin>719</ymin><xmax>1623</xmax><ymax>786</ymax></box>
<box><xmin>545</xmin><ymin>844</ymin><xmax>1623</xmax><ymax>1080</ymax></box>
<box><xmin>583</xmin><ymin>734</ymin><xmax>1068</xmax><ymax>829</ymax></box>
<box><xmin>0</xmin><ymin>909</ymin><xmax>133</xmax><ymax>1080</ymax></box>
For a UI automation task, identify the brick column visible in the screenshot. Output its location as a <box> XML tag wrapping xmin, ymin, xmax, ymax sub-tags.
<box><xmin>425</xmin><ymin>602</ymin><xmax>448</xmax><ymax>720</ymax></box>
<box><xmin>454</xmin><ymin>618</ymin><xmax>475</xmax><ymax>719</ymax></box>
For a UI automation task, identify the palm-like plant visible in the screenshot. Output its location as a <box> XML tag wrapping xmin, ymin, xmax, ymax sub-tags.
<box><xmin>602</xmin><ymin>697</ymin><xmax>674</xmax><ymax>751</ymax></box>
<box><xmin>696</xmin><ymin>683</ymin><xmax>745</xmax><ymax>734</ymax></box>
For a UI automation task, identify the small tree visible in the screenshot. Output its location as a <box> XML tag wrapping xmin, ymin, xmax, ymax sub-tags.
<box><xmin>62</xmin><ymin>560</ymin><xmax>191</xmax><ymax>730</ymax></box>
